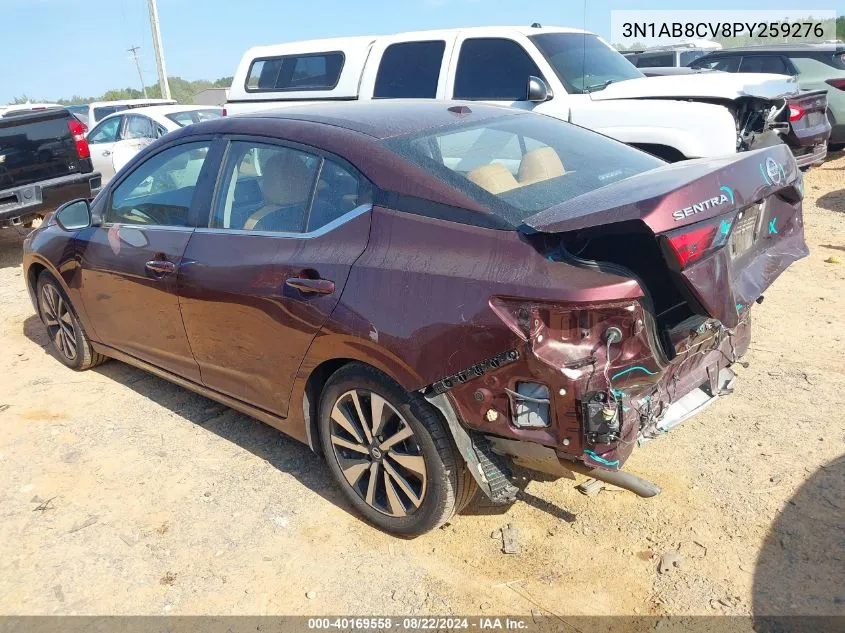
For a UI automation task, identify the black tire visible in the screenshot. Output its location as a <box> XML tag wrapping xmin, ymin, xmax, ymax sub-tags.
<box><xmin>318</xmin><ymin>362</ymin><xmax>476</xmax><ymax>536</ymax></box>
<box><xmin>36</xmin><ymin>271</ymin><xmax>107</xmax><ymax>371</ymax></box>
<box><xmin>828</xmin><ymin>143</ymin><xmax>845</xmax><ymax>153</ymax></box>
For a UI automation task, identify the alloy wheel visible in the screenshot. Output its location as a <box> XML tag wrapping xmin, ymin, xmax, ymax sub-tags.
<box><xmin>328</xmin><ymin>389</ymin><xmax>427</xmax><ymax>517</ymax></box>
<box><xmin>40</xmin><ymin>284</ymin><xmax>77</xmax><ymax>362</ymax></box>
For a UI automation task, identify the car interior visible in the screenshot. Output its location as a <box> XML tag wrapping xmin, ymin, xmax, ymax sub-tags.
<box><xmin>217</xmin><ymin>143</ymin><xmax>363</xmax><ymax>233</ymax></box>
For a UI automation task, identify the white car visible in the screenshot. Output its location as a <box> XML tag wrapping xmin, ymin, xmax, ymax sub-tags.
<box><xmin>85</xmin><ymin>98</ymin><xmax>177</xmax><ymax>128</ymax></box>
<box><xmin>227</xmin><ymin>25</ymin><xmax>798</xmax><ymax>161</ymax></box>
<box><xmin>86</xmin><ymin>105</ymin><xmax>223</xmax><ymax>183</ymax></box>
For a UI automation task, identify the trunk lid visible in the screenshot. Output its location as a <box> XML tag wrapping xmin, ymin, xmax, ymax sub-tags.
<box><xmin>588</xmin><ymin>72</ymin><xmax>798</xmax><ymax>102</ymax></box>
<box><xmin>520</xmin><ymin>144</ymin><xmax>808</xmax><ymax>331</ymax></box>
<box><xmin>0</xmin><ymin>109</ymin><xmax>83</xmax><ymax>191</ymax></box>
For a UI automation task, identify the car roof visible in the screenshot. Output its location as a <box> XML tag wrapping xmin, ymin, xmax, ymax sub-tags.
<box><xmin>700</xmin><ymin>43</ymin><xmax>844</xmax><ymax>54</ymax></box>
<box><xmin>223</xmin><ymin>100</ymin><xmax>523</xmax><ymax>139</ymax></box>
<box><xmin>96</xmin><ymin>104</ymin><xmax>222</xmax><ymax>127</ymax></box>
<box><xmin>89</xmin><ymin>98</ymin><xmax>176</xmax><ymax>108</ymax></box>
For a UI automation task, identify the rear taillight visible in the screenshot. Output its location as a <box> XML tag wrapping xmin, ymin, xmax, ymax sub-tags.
<box><xmin>67</xmin><ymin>118</ymin><xmax>90</xmax><ymax>159</ymax></box>
<box><xmin>788</xmin><ymin>104</ymin><xmax>805</xmax><ymax>121</ymax></box>
<box><xmin>664</xmin><ymin>214</ymin><xmax>734</xmax><ymax>268</ymax></box>
<box><xmin>222</xmin><ymin>108</ymin><xmax>227</xmax><ymax>117</ymax></box>
<box><xmin>826</xmin><ymin>78</ymin><xmax>845</xmax><ymax>91</ymax></box>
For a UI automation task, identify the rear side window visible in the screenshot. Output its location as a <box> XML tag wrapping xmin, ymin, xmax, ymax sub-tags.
<box><xmin>123</xmin><ymin>115</ymin><xmax>156</xmax><ymax>140</ymax></box>
<box><xmin>245</xmin><ymin>52</ymin><xmax>344</xmax><ymax>92</ymax></box>
<box><xmin>309</xmin><ymin>160</ymin><xmax>371</xmax><ymax>231</ymax></box>
<box><xmin>791</xmin><ymin>54</ymin><xmax>845</xmax><ymax>75</ymax></box>
<box><xmin>212</xmin><ymin>142</ymin><xmax>320</xmax><ymax>233</ymax></box>
<box><xmin>374</xmin><ymin>41</ymin><xmax>446</xmax><ymax>99</ymax></box>
<box><xmin>739</xmin><ymin>55</ymin><xmax>791</xmax><ymax>74</ymax></box>
<box><xmin>635</xmin><ymin>52</ymin><xmax>675</xmax><ymax>68</ymax></box>
<box><xmin>454</xmin><ymin>38</ymin><xmax>542</xmax><ymax>100</ymax></box>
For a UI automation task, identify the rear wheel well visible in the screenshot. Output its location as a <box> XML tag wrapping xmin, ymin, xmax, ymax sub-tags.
<box><xmin>303</xmin><ymin>358</ymin><xmax>355</xmax><ymax>454</ymax></box>
<box><xmin>630</xmin><ymin>143</ymin><xmax>687</xmax><ymax>163</ymax></box>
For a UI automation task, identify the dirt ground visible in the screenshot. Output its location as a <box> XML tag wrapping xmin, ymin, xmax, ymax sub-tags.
<box><xmin>0</xmin><ymin>153</ymin><xmax>843</xmax><ymax>619</ymax></box>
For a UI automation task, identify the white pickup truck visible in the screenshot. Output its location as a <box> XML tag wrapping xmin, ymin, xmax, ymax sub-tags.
<box><xmin>226</xmin><ymin>25</ymin><xmax>798</xmax><ymax>161</ymax></box>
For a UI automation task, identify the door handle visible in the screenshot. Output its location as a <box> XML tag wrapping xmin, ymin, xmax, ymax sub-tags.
<box><xmin>145</xmin><ymin>259</ymin><xmax>176</xmax><ymax>276</ymax></box>
<box><xmin>102</xmin><ymin>150</ymin><xmax>112</xmax><ymax>156</ymax></box>
<box><xmin>285</xmin><ymin>277</ymin><xmax>335</xmax><ymax>295</ymax></box>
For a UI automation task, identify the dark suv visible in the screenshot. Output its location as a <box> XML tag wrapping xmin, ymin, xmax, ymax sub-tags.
<box><xmin>689</xmin><ymin>44</ymin><xmax>845</xmax><ymax>151</ymax></box>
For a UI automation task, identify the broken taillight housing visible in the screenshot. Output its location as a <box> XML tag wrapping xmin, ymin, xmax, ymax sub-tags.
<box><xmin>663</xmin><ymin>213</ymin><xmax>734</xmax><ymax>268</ymax></box>
<box><xmin>788</xmin><ymin>104</ymin><xmax>805</xmax><ymax>121</ymax></box>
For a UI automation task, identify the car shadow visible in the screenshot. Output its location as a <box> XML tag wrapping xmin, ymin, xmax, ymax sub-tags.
<box><xmin>0</xmin><ymin>228</ymin><xmax>27</xmax><ymax>270</ymax></box>
<box><xmin>22</xmin><ymin>314</ymin><xmax>350</xmax><ymax>519</ymax></box>
<box><xmin>820</xmin><ymin>244</ymin><xmax>845</xmax><ymax>253</ymax></box>
<box><xmin>816</xmin><ymin>189</ymin><xmax>845</xmax><ymax>214</ymax></box>
<box><xmin>752</xmin><ymin>454</ymin><xmax>844</xmax><ymax>630</ymax></box>
<box><xmin>22</xmin><ymin>314</ymin><xmax>577</xmax><ymax>531</ymax></box>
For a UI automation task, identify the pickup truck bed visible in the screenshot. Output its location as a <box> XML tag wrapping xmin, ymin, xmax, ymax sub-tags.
<box><xmin>0</xmin><ymin>108</ymin><xmax>101</xmax><ymax>227</ymax></box>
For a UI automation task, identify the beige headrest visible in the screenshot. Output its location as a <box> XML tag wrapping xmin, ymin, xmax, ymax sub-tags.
<box><xmin>260</xmin><ymin>152</ymin><xmax>313</xmax><ymax>205</ymax></box>
<box><xmin>466</xmin><ymin>163</ymin><xmax>519</xmax><ymax>194</ymax></box>
<box><xmin>517</xmin><ymin>147</ymin><xmax>565</xmax><ymax>184</ymax></box>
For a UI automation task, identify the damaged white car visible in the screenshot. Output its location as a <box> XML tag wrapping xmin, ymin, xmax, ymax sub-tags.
<box><xmin>226</xmin><ymin>25</ymin><xmax>798</xmax><ymax>161</ymax></box>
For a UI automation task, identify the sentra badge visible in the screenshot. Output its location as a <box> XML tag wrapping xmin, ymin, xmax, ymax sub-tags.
<box><xmin>672</xmin><ymin>185</ymin><xmax>734</xmax><ymax>221</ymax></box>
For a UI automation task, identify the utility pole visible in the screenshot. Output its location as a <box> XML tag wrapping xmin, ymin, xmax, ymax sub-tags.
<box><xmin>147</xmin><ymin>0</ymin><xmax>172</xmax><ymax>100</ymax></box>
<box><xmin>128</xmin><ymin>45</ymin><xmax>148</xmax><ymax>98</ymax></box>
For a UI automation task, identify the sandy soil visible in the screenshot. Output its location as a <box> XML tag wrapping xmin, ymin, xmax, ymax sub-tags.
<box><xmin>0</xmin><ymin>153</ymin><xmax>842</xmax><ymax>618</ymax></box>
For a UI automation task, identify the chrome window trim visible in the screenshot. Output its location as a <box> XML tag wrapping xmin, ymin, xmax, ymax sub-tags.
<box><xmin>98</xmin><ymin>222</ymin><xmax>195</xmax><ymax>232</ymax></box>
<box><xmin>194</xmin><ymin>203</ymin><xmax>372</xmax><ymax>239</ymax></box>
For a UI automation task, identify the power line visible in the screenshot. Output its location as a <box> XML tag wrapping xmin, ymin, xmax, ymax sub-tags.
<box><xmin>127</xmin><ymin>45</ymin><xmax>148</xmax><ymax>98</ymax></box>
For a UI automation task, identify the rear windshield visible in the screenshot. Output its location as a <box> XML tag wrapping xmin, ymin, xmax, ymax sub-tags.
<box><xmin>385</xmin><ymin>114</ymin><xmax>663</xmax><ymax>227</ymax></box>
<box><xmin>166</xmin><ymin>109</ymin><xmax>223</xmax><ymax>127</ymax></box>
<box><xmin>94</xmin><ymin>105</ymin><xmax>129</xmax><ymax>121</ymax></box>
<box><xmin>246</xmin><ymin>52</ymin><xmax>344</xmax><ymax>92</ymax></box>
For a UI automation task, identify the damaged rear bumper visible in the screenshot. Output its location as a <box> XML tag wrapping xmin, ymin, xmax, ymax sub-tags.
<box><xmin>432</xmin><ymin>300</ymin><xmax>751</xmax><ymax>496</ymax></box>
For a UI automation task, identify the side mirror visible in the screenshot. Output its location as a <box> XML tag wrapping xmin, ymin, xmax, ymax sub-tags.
<box><xmin>527</xmin><ymin>76</ymin><xmax>553</xmax><ymax>102</ymax></box>
<box><xmin>54</xmin><ymin>199</ymin><xmax>91</xmax><ymax>231</ymax></box>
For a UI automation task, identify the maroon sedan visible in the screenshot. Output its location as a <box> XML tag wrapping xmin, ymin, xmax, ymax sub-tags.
<box><xmin>23</xmin><ymin>101</ymin><xmax>808</xmax><ymax>535</ymax></box>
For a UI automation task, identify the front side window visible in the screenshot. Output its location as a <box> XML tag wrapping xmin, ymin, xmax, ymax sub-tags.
<box><xmin>385</xmin><ymin>114</ymin><xmax>663</xmax><ymax>227</ymax></box>
<box><xmin>123</xmin><ymin>115</ymin><xmax>156</xmax><ymax>140</ymax></box>
<box><xmin>88</xmin><ymin>117</ymin><xmax>121</xmax><ymax>144</ymax></box>
<box><xmin>212</xmin><ymin>142</ymin><xmax>319</xmax><ymax>233</ymax></box>
<box><xmin>245</xmin><ymin>52</ymin><xmax>344</xmax><ymax>92</ymax></box>
<box><xmin>374</xmin><ymin>41</ymin><xmax>446</xmax><ymax>99</ymax></box>
<box><xmin>454</xmin><ymin>38</ymin><xmax>543</xmax><ymax>100</ymax></box>
<box><xmin>106</xmin><ymin>142</ymin><xmax>210</xmax><ymax>226</ymax></box>
<box><xmin>530</xmin><ymin>33</ymin><xmax>643</xmax><ymax>93</ymax></box>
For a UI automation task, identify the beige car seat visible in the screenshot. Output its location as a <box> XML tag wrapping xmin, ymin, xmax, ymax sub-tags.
<box><xmin>243</xmin><ymin>152</ymin><xmax>313</xmax><ymax>231</ymax></box>
<box><xmin>517</xmin><ymin>147</ymin><xmax>565</xmax><ymax>185</ymax></box>
<box><xmin>466</xmin><ymin>163</ymin><xmax>519</xmax><ymax>194</ymax></box>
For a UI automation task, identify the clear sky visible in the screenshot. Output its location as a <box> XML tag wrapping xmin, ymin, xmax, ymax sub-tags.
<box><xmin>1</xmin><ymin>0</ymin><xmax>839</xmax><ymax>103</ymax></box>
